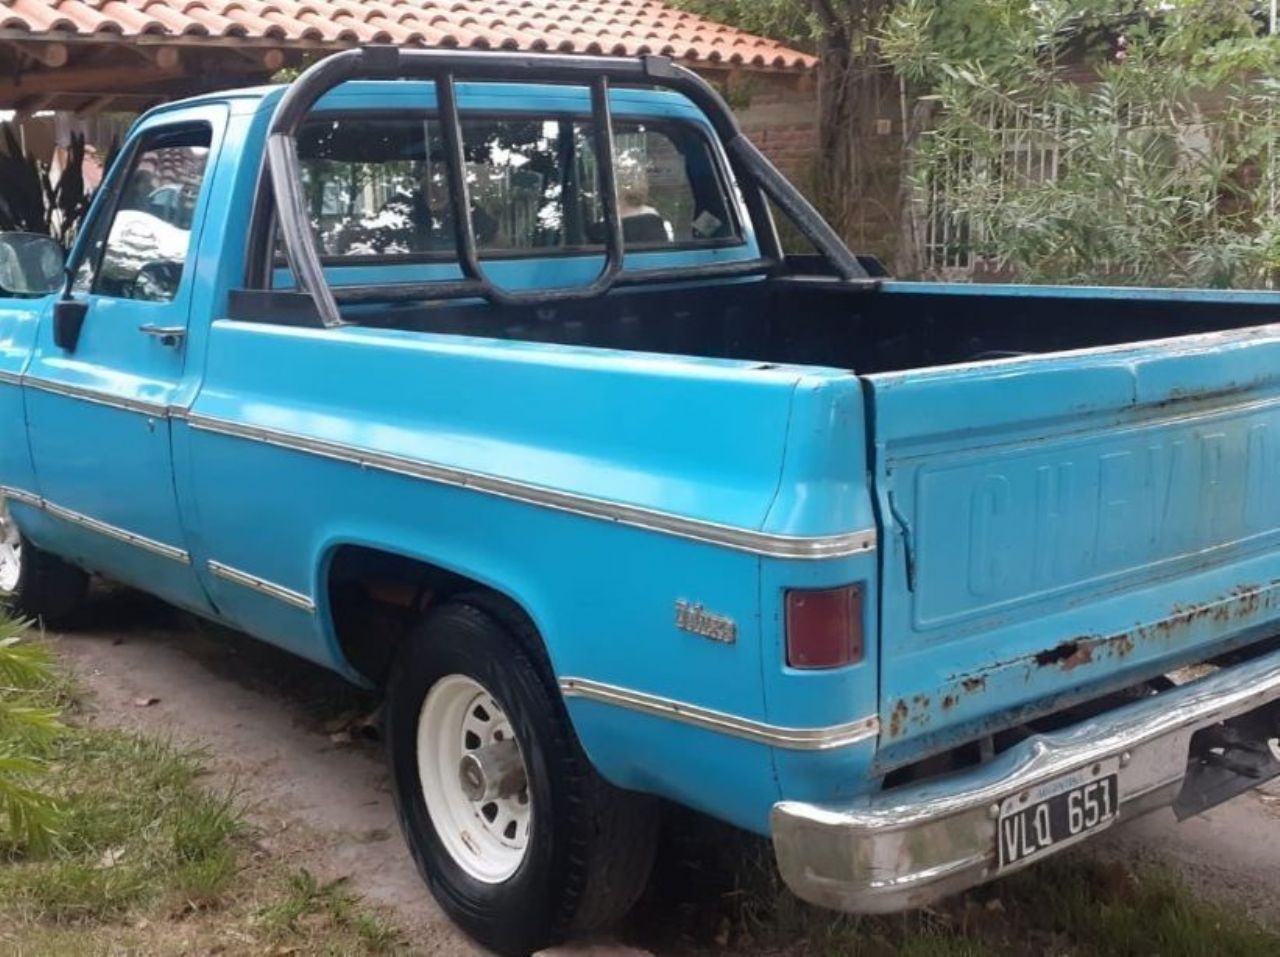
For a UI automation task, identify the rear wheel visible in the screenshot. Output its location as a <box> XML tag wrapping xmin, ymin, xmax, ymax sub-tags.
<box><xmin>385</xmin><ymin>600</ymin><xmax>658</xmax><ymax>956</ymax></box>
<box><xmin>0</xmin><ymin>498</ymin><xmax>89</xmax><ymax>627</ymax></box>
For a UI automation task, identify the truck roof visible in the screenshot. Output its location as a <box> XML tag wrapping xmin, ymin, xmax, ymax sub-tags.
<box><xmin>139</xmin><ymin>79</ymin><xmax>708</xmax><ymax>125</ymax></box>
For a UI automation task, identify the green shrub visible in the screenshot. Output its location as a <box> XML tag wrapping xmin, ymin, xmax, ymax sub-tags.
<box><xmin>0</xmin><ymin>617</ymin><xmax>63</xmax><ymax>854</ymax></box>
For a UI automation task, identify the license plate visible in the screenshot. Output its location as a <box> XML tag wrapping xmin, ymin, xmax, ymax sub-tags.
<box><xmin>997</xmin><ymin>757</ymin><xmax>1120</xmax><ymax>872</ymax></box>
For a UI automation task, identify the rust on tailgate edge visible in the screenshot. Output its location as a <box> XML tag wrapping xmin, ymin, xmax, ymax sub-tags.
<box><xmin>885</xmin><ymin>579</ymin><xmax>1280</xmax><ymax>740</ymax></box>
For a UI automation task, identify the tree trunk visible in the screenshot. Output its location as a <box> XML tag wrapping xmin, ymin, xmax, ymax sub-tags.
<box><xmin>894</xmin><ymin>93</ymin><xmax>938</xmax><ymax>278</ymax></box>
<box><xmin>810</xmin><ymin>0</ymin><xmax>894</xmax><ymax>257</ymax></box>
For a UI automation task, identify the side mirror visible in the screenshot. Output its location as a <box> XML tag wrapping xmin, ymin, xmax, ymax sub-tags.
<box><xmin>53</xmin><ymin>298</ymin><xmax>89</xmax><ymax>352</ymax></box>
<box><xmin>0</xmin><ymin>232</ymin><xmax>65</xmax><ymax>297</ymax></box>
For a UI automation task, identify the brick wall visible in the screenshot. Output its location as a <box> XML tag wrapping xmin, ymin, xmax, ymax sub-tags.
<box><xmin>737</xmin><ymin>90</ymin><xmax>814</xmax><ymax>189</ymax></box>
<box><xmin>698</xmin><ymin>66</ymin><xmax>907</xmax><ymax>268</ymax></box>
<box><xmin>723</xmin><ymin>70</ymin><xmax>820</xmax><ymax>193</ymax></box>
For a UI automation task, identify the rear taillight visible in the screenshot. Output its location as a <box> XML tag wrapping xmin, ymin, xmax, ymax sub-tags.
<box><xmin>785</xmin><ymin>584</ymin><xmax>863</xmax><ymax>669</ymax></box>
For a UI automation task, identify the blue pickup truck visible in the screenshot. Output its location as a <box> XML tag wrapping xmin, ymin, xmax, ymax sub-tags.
<box><xmin>4</xmin><ymin>46</ymin><xmax>1280</xmax><ymax>955</ymax></box>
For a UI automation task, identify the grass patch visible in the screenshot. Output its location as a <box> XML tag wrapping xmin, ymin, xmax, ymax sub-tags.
<box><xmin>0</xmin><ymin>731</ymin><xmax>244</xmax><ymax>922</ymax></box>
<box><xmin>985</xmin><ymin>854</ymin><xmax>1280</xmax><ymax>957</ymax></box>
<box><xmin>728</xmin><ymin>851</ymin><xmax>1280</xmax><ymax>956</ymax></box>
<box><xmin>640</xmin><ymin>807</ymin><xmax>1280</xmax><ymax>956</ymax></box>
<box><xmin>259</xmin><ymin>868</ymin><xmax>405</xmax><ymax>952</ymax></box>
<box><xmin>0</xmin><ymin>637</ymin><xmax>407</xmax><ymax>955</ymax></box>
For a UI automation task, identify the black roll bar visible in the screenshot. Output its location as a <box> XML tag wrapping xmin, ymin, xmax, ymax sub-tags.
<box><xmin>265</xmin><ymin>46</ymin><xmax>870</xmax><ymax>327</ymax></box>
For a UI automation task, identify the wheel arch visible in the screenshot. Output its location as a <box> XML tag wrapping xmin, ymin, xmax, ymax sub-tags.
<box><xmin>313</xmin><ymin>532</ymin><xmax>560</xmax><ymax>690</ymax></box>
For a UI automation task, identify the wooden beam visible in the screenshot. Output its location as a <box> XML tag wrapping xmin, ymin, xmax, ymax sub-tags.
<box><xmin>3</xmin><ymin>40</ymin><xmax>68</xmax><ymax>68</ymax></box>
<box><xmin>224</xmin><ymin>46</ymin><xmax>286</xmax><ymax>72</ymax></box>
<box><xmin>78</xmin><ymin>95</ymin><xmax>120</xmax><ymax>115</ymax></box>
<box><xmin>13</xmin><ymin>93</ymin><xmax>55</xmax><ymax>113</ymax></box>
<box><xmin>119</xmin><ymin>44</ymin><xmax>182</xmax><ymax>70</ymax></box>
<box><xmin>40</xmin><ymin>92</ymin><xmax>166</xmax><ymax>112</ymax></box>
<box><xmin>0</xmin><ymin>63</ymin><xmax>184</xmax><ymax>103</ymax></box>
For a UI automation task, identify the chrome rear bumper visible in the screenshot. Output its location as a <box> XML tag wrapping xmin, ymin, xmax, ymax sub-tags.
<box><xmin>771</xmin><ymin>648</ymin><xmax>1280</xmax><ymax>914</ymax></box>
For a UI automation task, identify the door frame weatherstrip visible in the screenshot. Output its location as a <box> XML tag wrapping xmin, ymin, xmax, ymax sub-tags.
<box><xmin>207</xmin><ymin>560</ymin><xmax>316</xmax><ymax>612</ymax></box>
<box><xmin>0</xmin><ymin>485</ymin><xmax>190</xmax><ymax>564</ymax></box>
<box><xmin>182</xmin><ymin>412</ymin><xmax>878</xmax><ymax>560</ymax></box>
<box><xmin>560</xmin><ymin>676</ymin><xmax>880</xmax><ymax>751</ymax></box>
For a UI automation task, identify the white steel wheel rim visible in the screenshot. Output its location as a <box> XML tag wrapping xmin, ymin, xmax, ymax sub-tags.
<box><xmin>417</xmin><ymin>674</ymin><xmax>532</xmax><ymax>884</ymax></box>
<box><xmin>0</xmin><ymin>500</ymin><xmax>21</xmax><ymax>594</ymax></box>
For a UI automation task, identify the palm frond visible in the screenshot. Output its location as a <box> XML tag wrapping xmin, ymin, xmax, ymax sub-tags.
<box><xmin>0</xmin><ymin>620</ymin><xmax>64</xmax><ymax>853</ymax></box>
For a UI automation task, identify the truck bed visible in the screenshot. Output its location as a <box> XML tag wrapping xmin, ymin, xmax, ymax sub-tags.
<box><xmin>325</xmin><ymin>271</ymin><xmax>1280</xmax><ymax>771</ymax></box>
<box><xmin>337</xmin><ymin>272</ymin><xmax>1280</xmax><ymax>374</ymax></box>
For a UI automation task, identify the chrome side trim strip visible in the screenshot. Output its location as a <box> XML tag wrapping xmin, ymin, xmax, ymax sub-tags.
<box><xmin>0</xmin><ymin>484</ymin><xmax>189</xmax><ymax>563</ymax></box>
<box><xmin>22</xmin><ymin>376</ymin><xmax>169</xmax><ymax>417</ymax></box>
<box><xmin>42</xmin><ymin>500</ymin><xmax>191</xmax><ymax>564</ymax></box>
<box><xmin>184</xmin><ymin>413</ymin><xmax>878</xmax><ymax>560</ymax></box>
<box><xmin>0</xmin><ymin>484</ymin><xmax>43</xmax><ymax>509</ymax></box>
<box><xmin>559</xmin><ymin>676</ymin><xmax>879</xmax><ymax>751</ymax></box>
<box><xmin>207</xmin><ymin>560</ymin><xmax>316</xmax><ymax>612</ymax></box>
<box><xmin>0</xmin><ymin>370</ymin><xmax>21</xmax><ymax>386</ymax></box>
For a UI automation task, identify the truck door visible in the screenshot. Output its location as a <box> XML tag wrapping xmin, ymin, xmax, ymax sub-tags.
<box><xmin>24</xmin><ymin>107</ymin><xmax>226</xmax><ymax>614</ymax></box>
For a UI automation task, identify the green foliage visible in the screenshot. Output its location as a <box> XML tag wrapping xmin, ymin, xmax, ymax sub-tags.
<box><xmin>885</xmin><ymin>0</ymin><xmax>1280</xmax><ymax>285</ymax></box>
<box><xmin>258</xmin><ymin>868</ymin><xmax>403</xmax><ymax>952</ymax></box>
<box><xmin>0</xmin><ymin>623</ymin><xmax>63</xmax><ymax>854</ymax></box>
<box><xmin>668</xmin><ymin>0</ymin><xmax>823</xmax><ymax>52</ymax></box>
<box><xmin>0</xmin><ymin>668</ymin><xmax>406</xmax><ymax>953</ymax></box>
<box><xmin>992</xmin><ymin>854</ymin><xmax>1280</xmax><ymax>957</ymax></box>
<box><xmin>0</xmin><ymin>126</ymin><xmax>98</xmax><ymax>247</ymax></box>
<box><xmin>0</xmin><ymin>729</ymin><xmax>244</xmax><ymax>921</ymax></box>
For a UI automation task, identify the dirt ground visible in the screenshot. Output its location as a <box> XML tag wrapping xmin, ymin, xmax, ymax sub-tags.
<box><xmin>48</xmin><ymin>587</ymin><xmax>1280</xmax><ymax>954</ymax></box>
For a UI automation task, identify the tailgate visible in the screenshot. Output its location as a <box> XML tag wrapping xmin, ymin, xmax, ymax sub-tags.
<box><xmin>865</xmin><ymin>325</ymin><xmax>1280</xmax><ymax>768</ymax></box>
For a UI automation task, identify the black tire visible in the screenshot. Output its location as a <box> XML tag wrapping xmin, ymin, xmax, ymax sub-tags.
<box><xmin>0</xmin><ymin>524</ymin><xmax>89</xmax><ymax>629</ymax></box>
<box><xmin>385</xmin><ymin>599</ymin><xmax>658</xmax><ymax>956</ymax></box>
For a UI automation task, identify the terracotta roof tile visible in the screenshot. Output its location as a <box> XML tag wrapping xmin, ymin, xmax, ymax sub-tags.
<box><xmin>0</xmin><ymin>0</ymin><xmax>816</xmax><ymax>69</ymax></box>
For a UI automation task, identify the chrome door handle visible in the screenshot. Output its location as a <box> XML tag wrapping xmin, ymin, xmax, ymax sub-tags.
<box><xmin>138</xmin><ymin>324</ymin><xmax>187</xmax><ymax>347</ymax></box>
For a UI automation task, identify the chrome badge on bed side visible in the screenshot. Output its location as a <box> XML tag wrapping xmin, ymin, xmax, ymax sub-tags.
<box><xmin>675</xmin><ymin>600</ymin><xmax>737</xmax><ymax>644</ymax></box>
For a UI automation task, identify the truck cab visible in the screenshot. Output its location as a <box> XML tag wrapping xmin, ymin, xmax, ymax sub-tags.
<box><xmin>4</xmin><ymin>47</ymin><xmax>1280</xmax><ymax>956</ymax></box>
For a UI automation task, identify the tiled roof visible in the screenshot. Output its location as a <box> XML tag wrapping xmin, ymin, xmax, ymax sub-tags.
<box><xmin>0</xmin><ymin>0</ymin><xmax>817</xmax><ymax>70</ymax></box>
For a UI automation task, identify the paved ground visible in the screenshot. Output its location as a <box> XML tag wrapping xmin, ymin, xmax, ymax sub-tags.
<box><xmin>48</xmin><ymin>586</ymin><xmax>1280</xmax><ymax>954</ymax></box>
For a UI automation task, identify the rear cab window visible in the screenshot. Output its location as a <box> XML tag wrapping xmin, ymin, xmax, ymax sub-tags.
<box><xmin>275</xmin><ymin>102</ymin><xmax>744</xmax><ymax>277</ymax></box>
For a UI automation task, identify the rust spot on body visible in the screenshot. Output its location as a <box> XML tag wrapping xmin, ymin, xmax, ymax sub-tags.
<box><xmin>1034</xmin><ymin>639</ymin><xmax>1088</xmax><ymax>668</ymax></box>
<box><xmin>889</xmin><ymin>699</ymin><xmax>908</xmax><ymax>738</ymax></box>
<box><xmin>907</xmin><ymin>581</ymin><xmax>1280</xmax><ymax>740</ymax></box>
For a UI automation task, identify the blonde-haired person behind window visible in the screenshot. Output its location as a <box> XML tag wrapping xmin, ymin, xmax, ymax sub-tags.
<box><xmin>616</xmin><ymin>162</ymin><xmax>673</xmax><ymax>244</ymax></box>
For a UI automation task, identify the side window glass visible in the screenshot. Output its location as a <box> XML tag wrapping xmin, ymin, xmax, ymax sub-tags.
<box><xmin>74</xmin><ymin>124</ymin><xmax>212</xmax><ymax>302</ymax></box>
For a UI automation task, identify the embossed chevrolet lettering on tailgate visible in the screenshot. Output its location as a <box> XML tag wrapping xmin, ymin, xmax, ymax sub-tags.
<box><xmin>912</xmin><ymin>400</ymin><xmax>1280</xmax><ymax>627</ymax></box>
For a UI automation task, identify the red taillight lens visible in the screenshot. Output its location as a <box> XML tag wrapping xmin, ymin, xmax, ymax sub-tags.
<box><xmin>785</xmin><ymin>584</ymin><xmax>863</xmax><ymax>669</ymax></box>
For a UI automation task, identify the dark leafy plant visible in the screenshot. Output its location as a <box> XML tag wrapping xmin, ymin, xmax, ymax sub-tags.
<box><xmin>0</xmin><ymin>125</ymin><xmax>98</xmax><ymax>247</ymax></box>
<box><xmin>0</xmin><ymin>619</ymin><xmax>63</xmax><ymax>854</ymax></box>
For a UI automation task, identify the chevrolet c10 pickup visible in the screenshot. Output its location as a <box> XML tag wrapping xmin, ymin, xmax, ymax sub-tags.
<box><xmin>5</xmin><ymin>46</ymin><xmax>1280</xmax><ymax>956</ymax></box>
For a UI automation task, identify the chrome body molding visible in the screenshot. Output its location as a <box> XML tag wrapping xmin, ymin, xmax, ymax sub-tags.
<box><xmin>184</xmin><ymin>413</ymin><xmax>878</xmax><ymax>560</ymax></box>
<box><xmin>22</xmin><ymin>375</ymin><xmax>170</xmax><ymax>418</ymax></box>
<box><xmin>0</xmin><ymin>484</ymin><xmax>190</xmax><ymax>564</ymax></box>
<box><xmin>771</xmin><ymin>646</ymin><xmax>1280</xmax><ymax>914</ymax></box>
<box><xmin>207</xmin><ymin>560</ymin><xmax>316</xmax><ymax>612</ymax></box>
<box><xmin>0</xmin><ymin>484</ymin><xmax>43</xmax><ymax>509</ymax></box>
<box><xmin>559</xmin><ymin>676</ymin><xmax>880</xmax><ymax>750</ymax></box>
<box><xmin>0</xmin><ymin>369</ymin><xmax>21</xmax><ymax>386</ymax></box>
<box><xmin>42</xmin><ymin>501</ymin><xmax>191</xmax><ymax>564</ymax></box>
